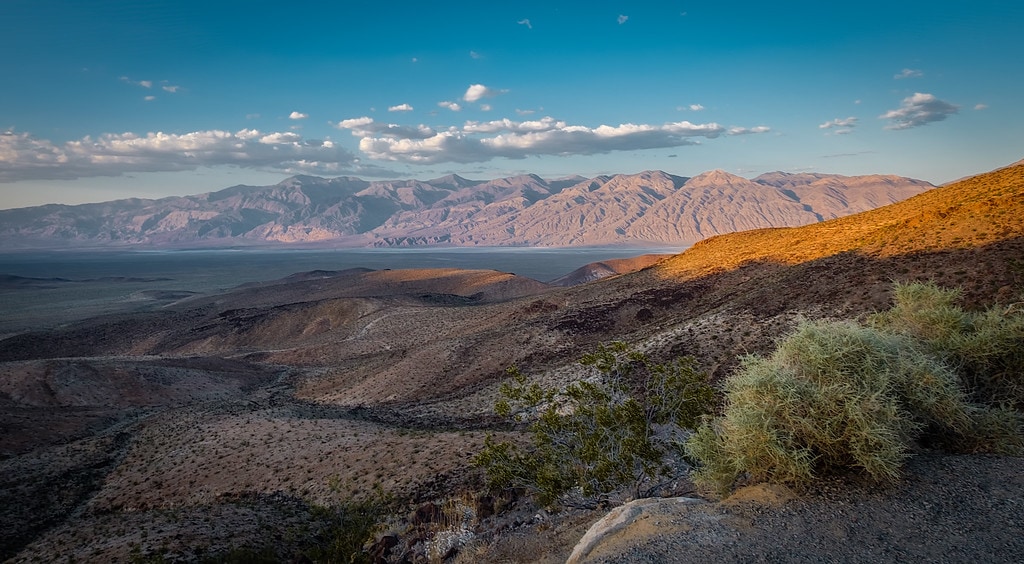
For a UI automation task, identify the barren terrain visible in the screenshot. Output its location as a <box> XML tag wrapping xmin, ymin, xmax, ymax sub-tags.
<box><xmin>0</xmin><ymin>162</ymin><xmax>1022</xmax><ymax>561</ymax></box>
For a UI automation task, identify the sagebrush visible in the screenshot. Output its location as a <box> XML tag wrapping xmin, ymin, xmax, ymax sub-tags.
<box><xmin>870</xmin><ymin>280</ymin><xmax>1024</xmax><ymax>407</ymax></box>
<box><xmin>687</xmin><ymin>281</ymin><xmax>1024</xmax><ymax>496</ymax></box>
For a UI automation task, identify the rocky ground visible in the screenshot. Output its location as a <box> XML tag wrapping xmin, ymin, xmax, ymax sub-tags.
<box><xmin>2</xmin><ymin>251</ymin><xmax>1019</xmax><ymax>561</ymax></box>
<box><xmin>1</xmin><ymin>163</ymin><xmax>1022</xmax><ymax>561</ymax></box>
<box><xmin>573</xmin><ymin>453</ymin><xmax>1024</xmax><ymax>563</ymax></box>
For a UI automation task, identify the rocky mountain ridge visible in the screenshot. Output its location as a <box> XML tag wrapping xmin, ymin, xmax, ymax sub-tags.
<box><xmin>0</xmin><ymin>169</ymin><xmax>932</xmax><ymax>248</ymax></box>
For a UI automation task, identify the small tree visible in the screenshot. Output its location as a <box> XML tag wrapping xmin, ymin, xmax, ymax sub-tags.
<box><xmin>473</xmin><ymin>342</ymin><xmax>714</xmax><ymax>508</ymax></box>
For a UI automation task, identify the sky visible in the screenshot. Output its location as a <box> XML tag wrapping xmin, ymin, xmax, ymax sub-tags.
<box><xmin>1</xmin><ymin>0</ymin><xmax>1022</xmax><ymax>209</ymax></box>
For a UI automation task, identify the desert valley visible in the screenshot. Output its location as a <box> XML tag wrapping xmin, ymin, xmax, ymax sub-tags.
<box><xmin>1</xmin><ymin>160</ymin><xmax>1024</xmax><ymax>562</ymax></box>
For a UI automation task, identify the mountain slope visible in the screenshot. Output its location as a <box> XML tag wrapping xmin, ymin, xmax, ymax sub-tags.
<box><xmin>370</xmin><ymin>174</ymin><xmax>574</xmax><ymax>245</ymax></box>
<box><xmin>656</xmin><ymin>160</ymin><xmax>1024</xmax><ymax>280</ymax></box>
<box><xmin>626</xmin><ymin>170</ymin><xmax>819</xmax><ymax>242</ymax></box>
<box><xmin>0</xmin><ymin>169</ymin><xmax>932</xmax><ymax>248</ymax></box>
<box><xmin>462</xmin><ymin>171</ymin><xmax>683</xmax><ymax>246</ymax></box>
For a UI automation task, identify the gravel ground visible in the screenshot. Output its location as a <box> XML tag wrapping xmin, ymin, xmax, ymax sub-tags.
<box><xmin>582</xmin><ymin>453</ymin><xmax>1024</xmax><ymax>563</ymax></box>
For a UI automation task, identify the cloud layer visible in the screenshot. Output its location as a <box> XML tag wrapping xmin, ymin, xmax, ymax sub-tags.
<box><xmin>3</xmin><ymin>111</ymin><xmax>772</xmax><ymax>180</ymax></box>
<box><xmin>0</xmin><ymin>129</ymin><xmax>358</xmax><ymax>182</ymax></box>
<box><xmin>334</xmin><ymin>116</ymin><xmax>769</xmax><ymax>164</ymax></box>
<box><xmin>819</xmin><ymin>117</ymin><xmax>858</xmax><ymax>129</ymax></box>
<box><xmin>880</xmin><ymin>93</ymin><xmax>959</xmax><ymax>130</ymax></box>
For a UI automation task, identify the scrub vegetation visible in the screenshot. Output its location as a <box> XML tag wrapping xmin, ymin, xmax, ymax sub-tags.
<box><xmin>686</xmin><ymin>281</ymin><xmax>1024</xmax><ymax>496</ymax></box>
<box><xmin>473</xmin><ymin>342</ymin><xmax>715</xmax><ymax>508</ymax></box>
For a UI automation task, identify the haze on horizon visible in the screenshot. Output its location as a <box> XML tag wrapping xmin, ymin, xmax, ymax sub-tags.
<box><xmin>1</xmin><ymin>0</ymin><xmax>1022</xmax><ymax>210</ymax></box>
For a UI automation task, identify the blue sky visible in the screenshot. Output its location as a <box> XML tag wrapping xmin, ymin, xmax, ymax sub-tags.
<box><xmin>1</xmin><ymin>0</ymin><xmax>1022</xmax><ymax>209</ymax></box>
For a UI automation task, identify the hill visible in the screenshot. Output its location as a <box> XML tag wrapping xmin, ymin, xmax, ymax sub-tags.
<box><xmin>0</xmin><ymin>160</ymin><xmax>1020</xmax><ymax>562</ymax></box>
<box><xmin>0</xmin><ymin>169</ymin><xmax>931</xmax><ymax>248</ymax></box>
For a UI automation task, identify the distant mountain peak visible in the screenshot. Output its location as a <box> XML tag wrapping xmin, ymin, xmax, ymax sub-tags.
<box><xmin>626</xmin><ymin>170</ymin><xmax>684</xmax><ymax>182</ymax></box>
<box><xmin>494</xmin><ymin>173</ymin><xmax>546</xmax><ymax>184</ymax></box>
<box><xmin>685</xmin><ymin>169</ymin><xmax>753</xmax><ymax>188</ymax></box>
<box><xmin>426</xmin><ymin>173</ymin><xmax>478</xmax><ymax>188</ymax></box>
<box><xmin>278</xmin><ymin>174</ymin><xmax>326</xmax><ymax>185</ymax></box>
<box><xmin>553</xmin><ymin>174</ymin><xmax>588</xmax><ymax>182</ymax></box>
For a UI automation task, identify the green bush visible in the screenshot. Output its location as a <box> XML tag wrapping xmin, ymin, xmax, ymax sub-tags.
<box><xmin>473</xmin><ymin>342</ymin><xmax>714</xmax><ymax>507</ymax></box>
<box><xmin>871</xmin><ymin>281</ymin><xmax>1024</xmax><ymax>407</ymax></box>
<box><xmin>303</xmin><ymin>493</ymin><xmax>392</xmax><ymax>564</ymax></box>
<box><xmin>687</xmin><ymin>304</ymin><xmax>1023</xmax><ymax>496</ymax></box>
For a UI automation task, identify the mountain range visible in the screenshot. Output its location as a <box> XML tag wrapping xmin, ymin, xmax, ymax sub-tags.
<box><xmin>0</xmin><ymin>169</ymin><xmax>933</xmax><ymax>248</ymax></box>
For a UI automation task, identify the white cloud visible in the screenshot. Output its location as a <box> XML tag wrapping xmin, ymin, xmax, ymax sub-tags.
<box><xmin>341</xmin><ymin>116</ymin><xmax>768</xmax><ymax>165</ymax></box>
<box><xmin>246</xmin><ymin>113</ymin><xmax>261</xmax><ymax>120</ymax></box>
<box><xmin>289</xmin><ymin>111</ymin><xmax>309</xmax><ymax>120</ymax></box>
<box><xmin>462</xmin><ymin>117</ymin><xmax>565</xmax><ymax>134</ymax></box>
<box><xmin>120</xmin><ymin>76</ymin><xmax>153</xmax><ymax>89</ymax></box>
<box><xmin>480</xmin><ymin>104</ymin><xmax>492</xmax><ymax>112</ymax></box>
<box><xmin>411</xmin><ymin>57</ymin><xmax>419</xmax><ymax>63</ymax></box>
<box><xmin>0</xmin><ymin>128</ymin><xmax>358</xmax><ymax>182</ymax></box>
<box><xmin>678</xmin><ymin>104</ymin><xmax>704</xmax><ymax>111</ymax></box>
<box><xmin>880</xmin><ymin>92</ymin><xmax>959</xmax><ymax>130</ymax></box>
<box><xmin>470</xmin><ymin>50</ymin><xmax>482</xmax><ymax>59</ymax></box>
<box><xmin>438</xmin><ymin>101</ymin><xmax>462</xmax><ymax>112</ymax></box>
<box><xmin>338</xmin><ymin>117</ymin><xmax>374</xmax><ymax>129</ymax></box>
<box><xmin>833</xmin><ymin>129</ymin><xmax>854</xmax><ymax>135</ymax></box>
<box><xmin>463</xmin><ymin>83</ymin><xmax>506</xmax><ymax>103</ymax></box>
<box><xmin>517</xmin><ymin>18</ymin><xmax>532</xmax><ymax>29</ymax></box>
<box><xmin>617</xmin><ymin>14</ymin><xmax>629</xmax><ymax>24</ymax></box>
<box><xmin>894</xmin><ymin>68</ymin><xmax>923</xmax><ymax>79</ymax></box>
<box><xmin>819</xmin><ymin>116</ymin><xmax>858</xmax><ymax>129</ymax></box>
<box><xmin>515</xmin><ymin>108</ymin><xmax>536</xmax><ymax>116</ymax></box>
<box><xmin>144</xmin><ymin>95</ymin><xmax>156</xmax><ymax>102</ymax></box>
<box><xmin>388</xmin><ymin>103</ymin><xmax>414</xmax><ymax>112</ymax></box>
<box><xmin>727</xmin><ymin>126</ymin><xmax>771</xmax><ymax>135</ymax></box>
<box><xmin>975</xmin><ymin>103</ymin><xmax>989</xmax><ymax>110</ymax></box>
<box><xmin>162</xmin><ymin>85</ymin><xmax>181</xmax><ymax>93</ymax></box>
<box><xmin>333</xmin><ymin>117</ymin><xmax>437</xmax><ymax>140</ymax></box>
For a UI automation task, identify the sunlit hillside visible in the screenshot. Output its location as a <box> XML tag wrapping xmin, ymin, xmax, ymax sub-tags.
<box><xmin>657</xmin><ymin>161</ymin><xmax>1024</xmax><ymax>282</ymax></box>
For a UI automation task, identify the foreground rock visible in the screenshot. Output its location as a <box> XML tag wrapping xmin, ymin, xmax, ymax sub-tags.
<box><xmin>568</xmin><ymin>454</ymin><xmax>1024</xmax><ymax>563</ymax></box>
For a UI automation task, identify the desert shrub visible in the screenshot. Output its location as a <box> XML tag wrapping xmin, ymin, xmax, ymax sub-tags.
<box><xmin>871</xmin><ymin>280</ymin><xmax>1024</xmax><ymax>407</ymax></box>
<box><xmin>303</xmin><ymin>493</ymin><xmax>392</xmax><ymax>564</ymax></box>
<box><xmin>687</xmin><ymin>317</ymin><xmax>1023</xmax><ymax>496</ymax></box>
<box><xmin>473</xmin><ymin>342</ymin><xmax>714</xmax><ymax>508</ymax></box>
